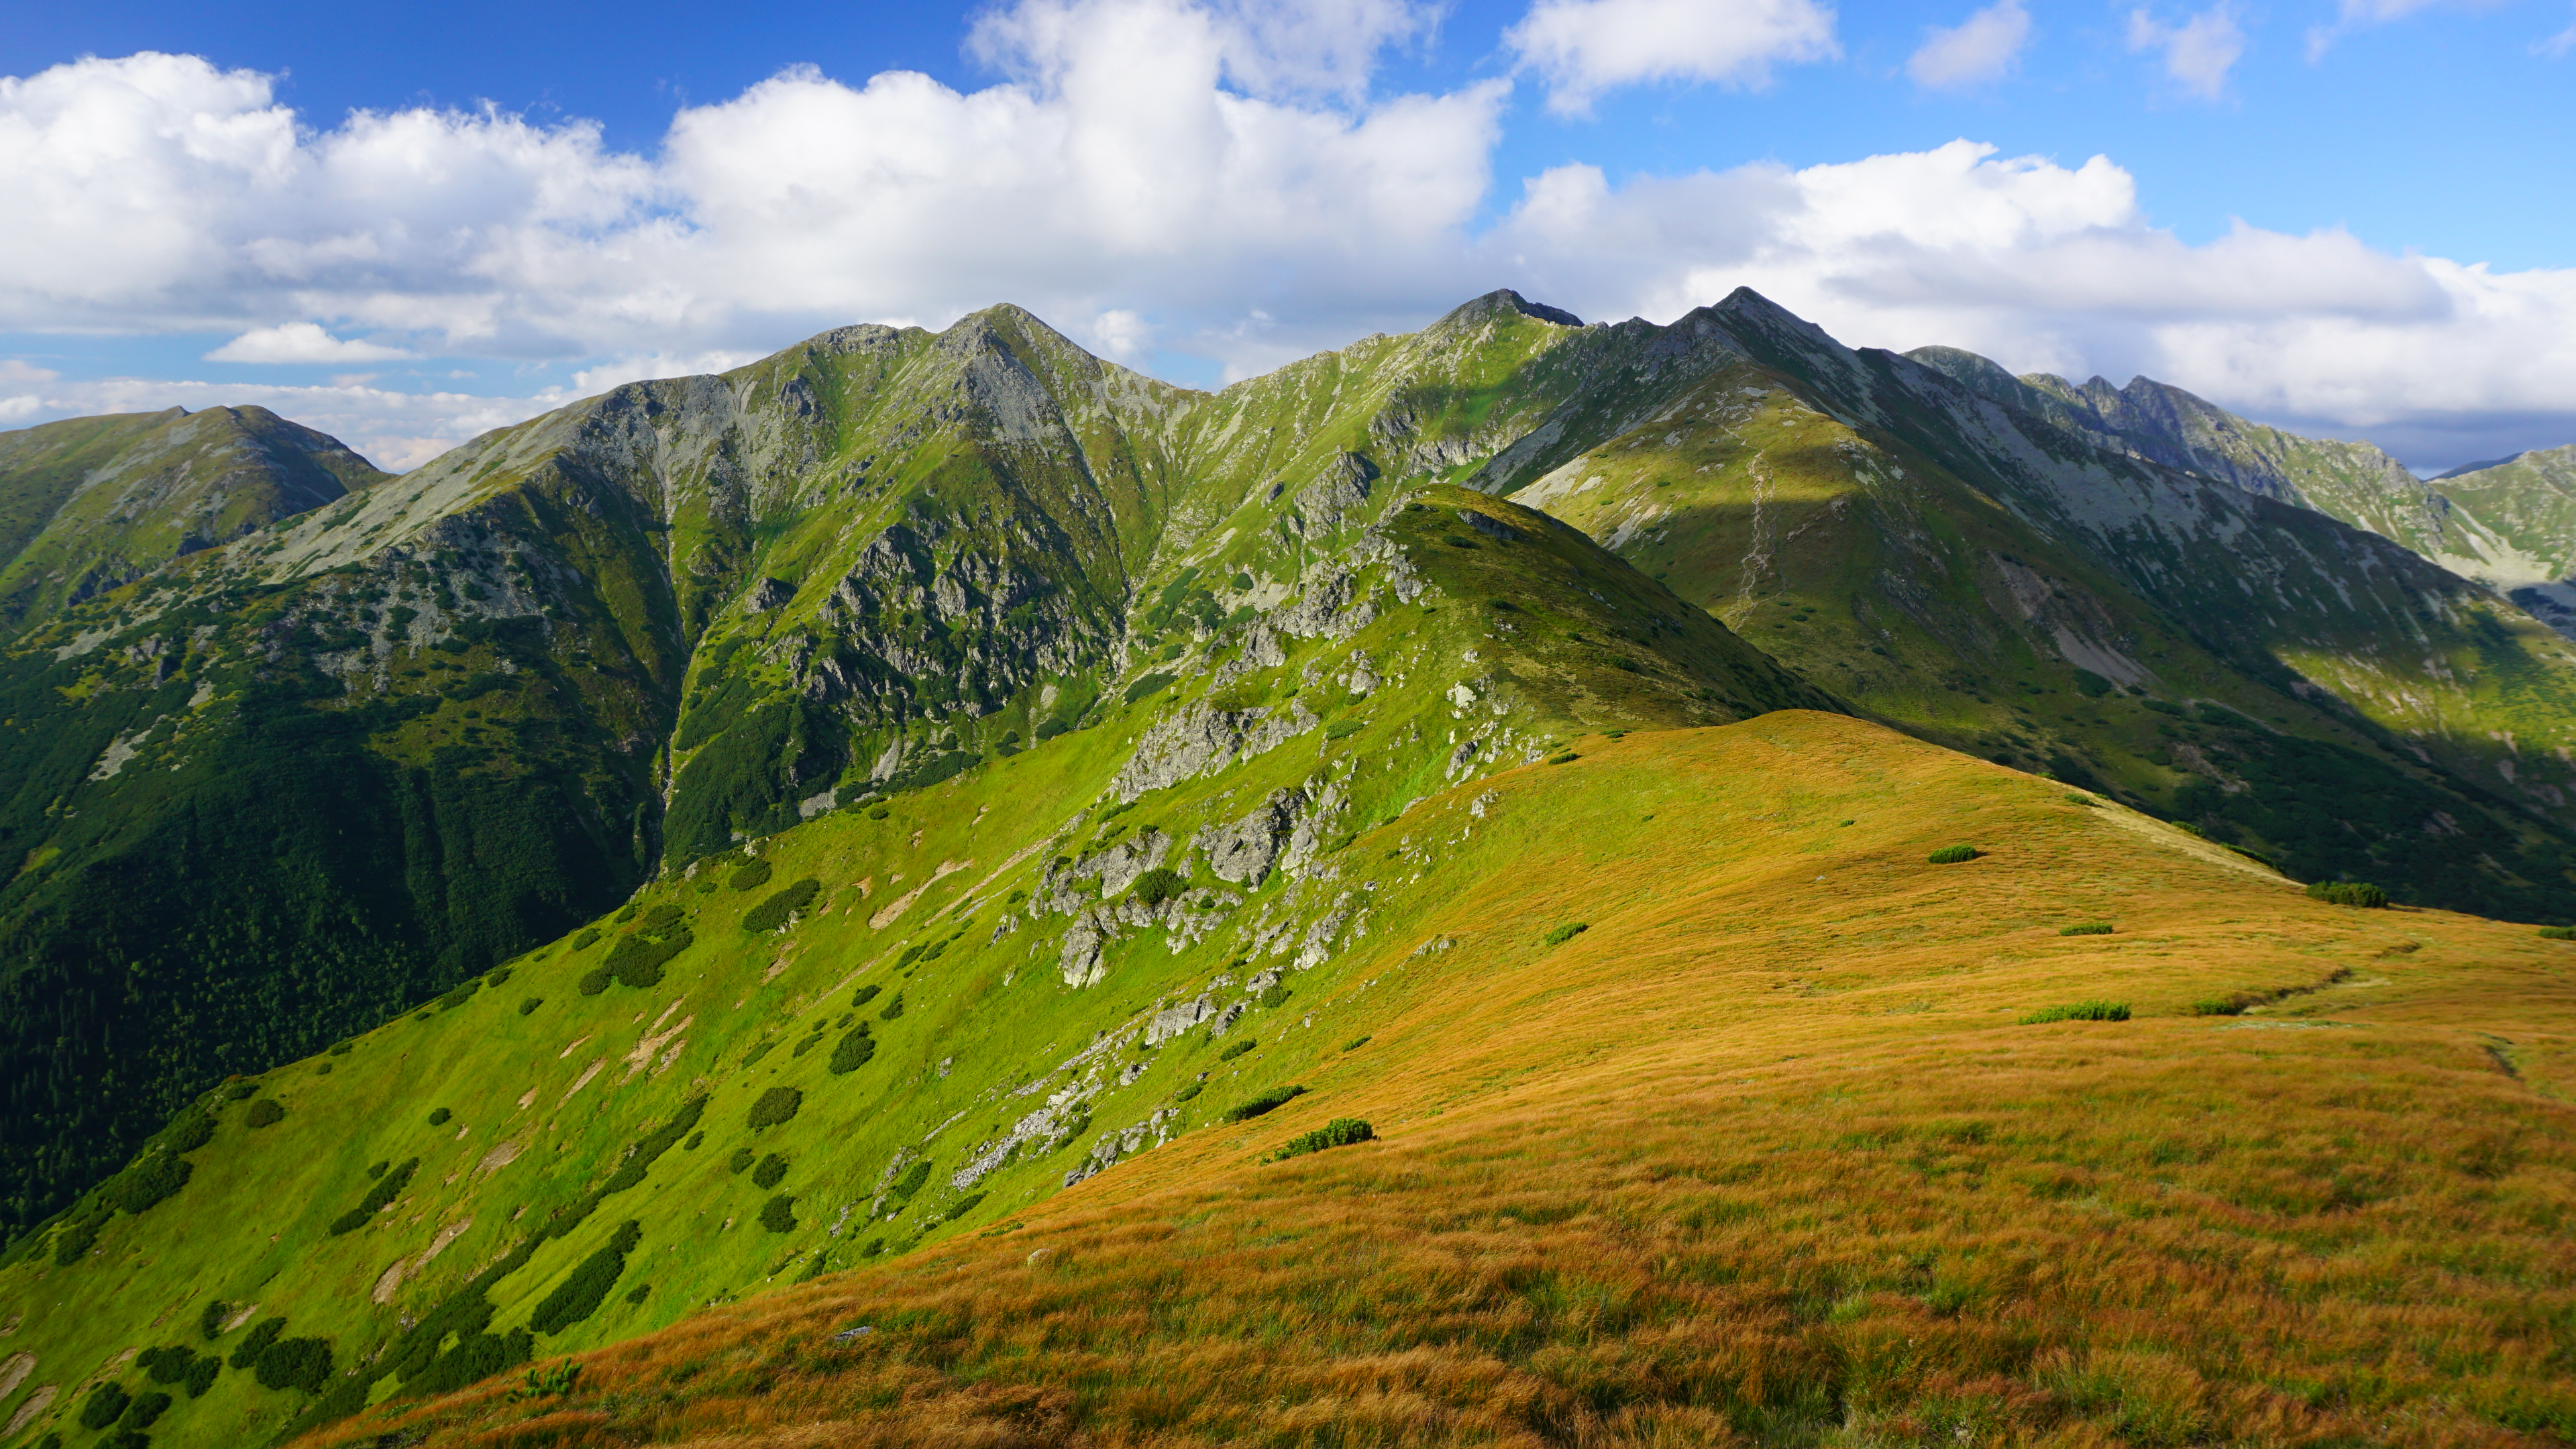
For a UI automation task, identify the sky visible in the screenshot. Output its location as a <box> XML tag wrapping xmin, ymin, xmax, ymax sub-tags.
<box><xmin>1</xmin><ymin>0</ymin><xmax>2571</xmax><ymax>474</ymax></box>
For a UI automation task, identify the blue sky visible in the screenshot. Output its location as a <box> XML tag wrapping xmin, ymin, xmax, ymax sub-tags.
<box><xmin>2</xmin><ymin>0</ymin><xmax>2571</xmax><ymax>470</ymax></box>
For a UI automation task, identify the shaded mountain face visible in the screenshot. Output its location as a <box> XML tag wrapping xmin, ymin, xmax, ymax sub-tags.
<box><xmin>0</xmin><ymin>301</ymin><xmax>1827</xmax><ymax>1245</ymax></box>
<box><xmin>0</xmin><ymin>405</ymin><xmax>390</xmax><ymax>637</ymax></box>
<box><xmin>1909</xmin><ymin>350</ymin><xmax>2576</xmax><ymax>629</ymax></box>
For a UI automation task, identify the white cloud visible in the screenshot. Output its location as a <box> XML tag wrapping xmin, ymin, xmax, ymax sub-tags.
<box><xmin>2127</xmin><ymin>5</ymin><xmax>2247</xmax><ymax>99</ymax></box>
<box><xmin>205</xmin><ymin>321</ymin><xmax>415</xmax><ymax>363</ymax></box>
<box><xmin>2540</xmin><ymin>9</ymin><xmax>2576</xmax><ymax>55</ymax></box>
<box><xmin>1</xmin><ymin>2</ymin><xmax>2572</xmax><ymax>472</ymax></box>
<box><xmin>1909</xmin><ymin>0</ymin><xmax>2032</xmax><ymax>89</ymax></box>
<box><xmin>2305</xmin><ymin>0</ymin><xmax>2492</xmax><ymax>58</ymax></box>
<box><xmin>1505</xmin><ymin>0</ymin><xmax>1839</xmax><ymax>116</ymax></box>
<box><xmin>1481</xmin><ymin>140</ymin><xmax>2576</xmax><ymax>467</ymax></box>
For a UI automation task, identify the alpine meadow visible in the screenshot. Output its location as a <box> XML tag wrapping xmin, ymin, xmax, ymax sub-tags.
<box><xmin>1</xmin><ymin>283</ymin><xmax>2573</xmax><ymax>1449</ymax></box>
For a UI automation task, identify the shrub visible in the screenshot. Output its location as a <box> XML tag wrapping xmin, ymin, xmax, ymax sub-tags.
<box><xmin>640</xmin><ymin>902</ymin><xmax>683</xmax><ymax>931</ymax></box>
<box><xmin>759</xmin><ymin>1195</ymin><xmax>798</xmax><ymax>1232</ymax></box>
<box><xmin>625</xmin><ymin>1283</ymin><xmax>651</xmax><ymax>1305</ymax></box>
<box><xmin>428</xmin><ymin>1107</ymin><xmax>451</xmax><ymax>1126</ymax></box>
<box><xmin>105</xmin><ymin>1148</ymin><xmax>192</xmax><ymax>1215</ymax></box>
<box><xmin>1342</xmin><ymin>1035</ymin><xmax>1372</xmax><ymax>1052</ymax></box>
<box><xmin>728</xmin><ymin>1148</ymin><xmax>754</xmax><ymax>1175</ymax></box>
<box><xmin>1265</xmin><ymin>1118</ymin><xmax>1374</xmax><ymax>1163</ymax></box>
<box><xmin>2064</xmin><ymin>792</ymin><xmax>2098</xmax><ymax>806</ymax></box>
<box><xmin>604</xmin><ymin>926</ymin><xmax>694</xmax><ymax>988</ymax></box>
<box><xmin>1928</xmin><ymin>845</ymin><xmax>1982</xmax><ymax>864</ymax></box>
<box><xmin>484</xmin><ymin>966</ymin><xmax>513</xmax><ymax>989</ymax></box>
<box><xmin>577</xmin><ymin>968</ymin><xmax>611</xmax><ymax>996</ymax></box>
<box><xmin>853</xmin><ymin>983</ymin><xmax>882</xmax><ymax>1007</ymax></box>
<box><xmin>888</xmin><ymin>1161</ymin><xmax>932</xmax><ymax>1203</ymax></box>
<box><xmin>1222</xmin><ymin>1085</ymin><xmax>1307</xmax><ymax>1123</ymax></box>
<box><xmin>879</xmin><ymin>992</ymin><xmax>905</xmax><ymax>1022</ymax></box>
<box><xmin>828</xmin><ymin>1028</ymin><xmax>878</xmax><ymax>1075</ymax></box>
<box><xmin>199</xmin><ymin>1299</ymin><xmax>229</xmax><ymax>1340</ymax></box>
<box><xmin>183</xmin><ymin>1354</ymin><xmax>221</xmax><ymax>1397</ymax></box>
<box><xmin>729</xmin><ymin>859</ymin><xmax>774</xmax><ymax>892</ymax></box>
<box><xmin>1216</xmin><ymin>1039</ymin><xmax>1255</xmax><ymax>1063</ymax></box>
<box><xmin>572</xmin><ymin>928</ymin><xmax>602</xmax><ymax>951</ymax></box>
<box><xmin>327</xmin><ymin>1038</ymin><xmax>356</xmax><ymax>1055</ymax></box>
<box><xmin>223</xmin><ymin>1081</ymin><xmax>256</xmax><ymax>1102</ymax></box>
<box><xmin>748</xmin><ymin>1087</ymin><xmax>804</xmax><ymax>1130</ymax></box>
<box><xmin>246</xmin><ymin>1099</ymin><xmax>285</xmax><ymax>1128</ymax></box>
<box><xmin>684</xmin><ymin>1132</ymin><xmax>703</xmax><ymax>1150</ymax></box>
<box><xmin>895</xmin><ymin>943</ymin><xmax>926</xmax><ymax>969</ymax></box>
<box><xmin>743</xmin><ymin>879</ymin><xmax>822</xmax><ymax>932</ymax></box>
<box><xmin>2540</xmin><ymin>926</ymin><xmax>2576</xmax><ymax>941</ymax></box>
<box><xmin>1542</xmin><ymin>922</ymin><xmax>1589</xmax><ymax>947</ymax></box>
<box><xmin>1257</xmin><ymin>983</ymin><xmax>1291</xmax><ymax>1010</ymax></box>
<box><xmin>2307</xmin><ymin>880</ymin><xmax>2390</xmax><ymax>908</ymax></box>
<box><xmin>2192</xmin><ymin>992</ymin><xmax>2267</xmax><ymax>1016</ymax></box>
<box><xmin>1325</xmin><ymin>718</ymin><xmax>1364</xmax><ymax>740</ymax></box>
<box><xmin>78</xmin><ymin>1383</ymin><xmax>129</xmax><ymax>1430</ymax></box>
<box><xmin>229</xmin><ymin>1317</ymin><xmax>286</xmax><ymax>1371</ymax></box>
<box><xmin>138</xmin><ymin>1345</ymin><xmax>195</xmax><ymax>1384</ymax></box>
<box><xmin>1131</xmin><ymin>867</ymin><xmax>1188</xmax><ymax>906</ymax></box>
<box><xmin>2059</xmin><ymin>922</ymin><xmax>2114</xmax><ymax>936</ymax></box>
<box><xmin>2021</xmin><ymin>1001</ymin><xmax>2131</xmax><ymax>1024</ymax></box>
<box><xmin>752</xmin><ymin>1154</ymin><xmax>788</xmax><ymax>1189</ymax></box>
<box><xmin>1173</xmin><ymin>1082</ymin><xmax>1203</xmax><ymax>1103</ymax></box>
<box><xmin>327</xmin><ymin>1157</ymin><xmax>421</xmax><ymax>1236</ymax></box>
<box><xmin>1548</xmin><ymin>751</ymin><xmax>1578</xmax><ymax>764</ymax></box>
<box><xmin>529</xmin><ymin>1220</ymin><xmax>643</xmax><ymax>1335</ymax></box>
<box><xmin>254</xmin><ymin>1336</ymin><xmax>334</xmax><ymax>1393</ymax></box>
<box><xmin>1123</xmin><ymin>672</ymin><xmax>1175</xmax><ymax>704</ymax></box>
<box><xmin>519</xmin><ymin>996</ymin><xmax>543</xmax><ymax>1015</ymax></box>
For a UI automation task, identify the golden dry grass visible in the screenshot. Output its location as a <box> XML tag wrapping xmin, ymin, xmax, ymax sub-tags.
<box><xmin>297</xmin><ymin>714</ymin><xmax>2576</xmax><ymax>1449</ymax></box>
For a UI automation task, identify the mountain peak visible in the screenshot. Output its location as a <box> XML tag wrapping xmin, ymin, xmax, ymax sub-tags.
<box><xmin>1432</xmin><ymin>289</ymin><xmax>1585</xmax><ymax>331</ymax></box>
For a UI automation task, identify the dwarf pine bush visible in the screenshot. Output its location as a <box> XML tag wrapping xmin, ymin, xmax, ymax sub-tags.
<box><xmin>743</xmin><ymin>879</ymin><xmax>822</xmax><ymax>932</ymax></box>
<box><xmin>1264</xmin><ymin>1118</ymin><xmax>1374</xmax><ymax>1163</ymax></box>
<box><xmin>1216</xmin><ymin>1038</ymin><xmax>1254</xmax><ymax>1062</ymax></box>
<box><xmin>2306</xmin><ymin>881</ymin><xmax>2390</xmax><ymax>908</ymax></box>
<box><xmin>529</xmin><ymin>1221</ymin><xmax>642</xmax><ymax>1336</ymax></box>
<box><xmin>852</xmin><ymin>983</ymin><xmax>882</xmax><ymax>1007</ymax></box>
<box><xmin>1132</xmin><ymin>867</ymin><xmax>1187</xmax><ymax>906</ymax></box>
<box><xmin>245</xmin><ymin>1099</ymin><xmax>285</xmax><ymax>1128</ymax></box>
<box><xmin>2021</xmin><ymin>1001</ymin><xmax>2131</xmax><ymax>1024</ymax></box>
<box><xmin>1223</xmin><ymin>1085</ymin><xmax>1307</xmax><ymax>1123</ymax></box>
<box><xmin>828</xmin><ymin>1027</ymin><xmax>877</xmax><ymax>1075</ymax></box>
<box><xmin>729</xmin><ymin>859</ymin><xmax>773</xmax><ymax>892</ymax></box>
<box><xmin>2059</xmin><ymin>922</ymin><xmax>2114</xmax><ymax>936</ymax></box>
<box><xmin>1929</xmin><ymin>845</ymin><xmax>1982</xmax><ymax>864</ymax></box>
<box><xmin>2540</xmin><ymin>926</ymin><xmax>2576</xmax><ymax>941</ymax></box>
<box><xmin>747</xmin><ymin>1087</ymin><xmax>803</xmax><ymax>1130</ymax></box>
<box><xmin>1543</xmin><ymin>922</ymin><xmax>1589</xmax><ymax>947</ymax></box>
<box><xmin>327</xmin><ymin>1157</ymin><xmax>419</xmax><ymax>1236</ymax></box>
<box><xmin>759</xmin><ymin>1195</ymin><xmax>798</xmax><ymax>1232</ymax></box>
<box><xmin>752</xmin><ymin>1154</ymin><xmax>788</xmax><ymax>1189</ymax></box>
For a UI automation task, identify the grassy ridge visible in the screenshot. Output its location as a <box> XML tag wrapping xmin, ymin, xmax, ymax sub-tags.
<box><xmin>288</xmin><ymin>716</ymin><xmax>2576</xmax><ymax>1448</ymax></box>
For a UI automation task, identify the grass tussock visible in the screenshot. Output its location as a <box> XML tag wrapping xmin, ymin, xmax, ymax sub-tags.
<box><xmin>2020</xmin><ymin>1000</ymin><xmax>2131</xmax><ymax>1024</ymax></box>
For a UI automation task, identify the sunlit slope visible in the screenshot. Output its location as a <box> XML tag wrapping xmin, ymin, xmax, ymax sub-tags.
<box><xmin>0</xmin><ymin>486</ymin><xmax>1828</xmax><ymax>1449</ymax></box>
<box><xmin>1512</xmin><ymin>294</ymin><xmax>2576</xmax><ymax>921</ymax></box>
<box><xmin>290</xmin><ymin>713</ymin><xmax>2576</xmax><ymax>1449</ymax></box>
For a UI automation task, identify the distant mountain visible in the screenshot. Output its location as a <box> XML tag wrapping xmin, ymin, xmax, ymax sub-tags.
<box><xmin>0</xmin><ymin>406</ymin><xmax>390</xmax><ymax>638</ymax></box>
<box><xmin>1908</xmin><ymin>350</ymin><xmax>2576</xmax><ymax>634</ymax></box>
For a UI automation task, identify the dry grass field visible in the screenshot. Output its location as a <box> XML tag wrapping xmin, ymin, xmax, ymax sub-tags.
<box><xmin>294</xmin><ymin>714</ymin><xmax>2576</xmax><ymax>1449</ymax></box>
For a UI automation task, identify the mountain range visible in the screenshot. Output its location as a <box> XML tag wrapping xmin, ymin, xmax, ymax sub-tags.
<box><xmin>0</xmin><ymin>288</ymin><xmax>2571</xmax><ymax>1449</ymax></box>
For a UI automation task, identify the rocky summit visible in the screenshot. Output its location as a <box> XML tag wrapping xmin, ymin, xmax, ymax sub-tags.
<box><xmin>1</xmin><ymin>290</ymin><xmax>2572</xmax><ymax>1449</ymax></box>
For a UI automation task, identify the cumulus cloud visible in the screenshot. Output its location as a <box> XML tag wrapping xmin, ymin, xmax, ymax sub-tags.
<box><xmin>1505</xmin><ymin>0</ymin><xmax>1839</xmax><ymax>116</ymax></box>
<box><xmin>1</xmin><ymin>0</ymin><xmax>2572</xmax><ymax>472</ymax></box>
<box><xmin>1481</xmin><ymin>140</ymin><xmax>2576</xmax><ymax>466</ymax></box>
<box><xmin>2127</xmin><ymin>5</ymin><xmax>2247</xmax><ymax>99</ymax></box>
<box><xmin>205</xmin><ymin>322</ymin><xmax>415</xmax><ymax>363</ymax></box>
<box><xmin>2540</xmin><ymin>9</ymin><xmax>2576</xmax><ymax>55</ymax></box>
<box><xmin>1908</xmin><ymin>0</ymin><xmax>2032</xmax><ymax>90</ymax></box>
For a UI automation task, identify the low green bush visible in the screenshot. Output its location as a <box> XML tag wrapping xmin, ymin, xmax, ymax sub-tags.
<box><xmin>198</xmin><ymin>1299</ymin><xmax>229</xmax><ymax>1340</ymax></box>
<box><xmin>1548</xmin><ymin>751</ymin><xmax>1578</xmax><ymax>765</ymax></box>
<box><xmin>1216</xmin><ymin>1038</ymin><xmax>1254</xmax><ymax>1062</ymax></box>
<box><xmin>223</xmin><ymin>1081</ymin><xmax>256</xmax><ymax>1101</ymax></box>
<box><xmin>483</xmin><ymin>966</ymin><xmax>513</xmax><ymax>989</ymax></box>
<box><xmin>879</xmin><ymin>992</ymin><xmax>905</xmax><ymax>1022</ymax></box>
<box><xmin>1123</xmin><ymin>671</ymin><xmax>1176</xmax><ymax>704</ymax></box>
<box><xmin>743</xmin><ymin>879</ymin><xmax>822</xmax><ymax>932</ymax></box>
<box><xmin>852</xmin><ymin>983</ymin><xmax>882</xmax><ymax>1007</ymax></box>
<box><xmin>2020</xmin><ymin>1001</ymin><xmax>2131</xmax><ymax>1024</ymax></box>
<box><xmin>2540</xmin><ymin>926</ymin><xmax>2576</xmax><ymax>941</ymax></box>
<box><xmin>246</xmin><ymin>1099</ymin><xmax>285</xmax><ymax>1128</ymax></box>
<box><xmin>1173</xmin><ymin>1082</ymin><xmax>1203</xmax><ymax>1103</ymax></box>
<box><xmin>2192</xmin><ymin>991</ymin><xmax>2267</xmax><ymax>1016</ymax></box>
<box><xmin>137</xmin><ymin>1345</ymin><xmax>195</xmax><ymax>1384</ymax></box>
<box><xmin>228</xmin><ymin>1317</ymin><xmax>286</xmax><ymax>1371</ymax></box>
<box><xmin>728</xmin><ymin>1148</ymin><xmax>754</xmax><ymax>1175</ymax></box>
<box><xmin>752</xmin><ymin>1154</ymin><xmax>788</xmax><ymax>1189</ymax></box>
<box><xmin>828</xmin><ymin>1027</ymin><xmax>877</xmax><ymax>1075</ymax></box>
<box><xmin>1265</xmin><ymin>1118</ymin><xmax>1374</xmax><ymax>1163</ymax></box>
<box><xmin>1342</xmin><ymin>1035</ymin><xmax>1372</xmax><ymax>1052</ymax></box>
<box><xmin>327</xmin><ymin>1038</ymin><xmax>356</xmax><ymax>1055</ymax></box>
<box><xmin>747</xmin><ymin>1087</ymin><xmax>803</xmax><ymax>1130</ymax></box>
<box><xmin>183</xmin><ymin>1353</ymin><xmax>221</xmax><ymax>1397</ymax></box>
<box><xmin>529</xmin><ymin>1220</ymin><xmax>643</xmax><ymax>1336</ymax></box>
<box><xmin>254</xmin><ymin>1336</ymin><xmax>334</xmax><ymax>1393</ymax></box>
<box><xmin>1928</xmin><ymin>845</ymin><xmax>1982</xmax><ymax>865</ymax></box>
<box><xmin>729</xmin><ymin>859</ymin><xmax>773</xmax><ymax>891</ymax></box>
<box><xmin>2058</xmin><ymin>922</ymin><xmax>2114</xmax><ymax>936</ymax></box>
<box><xmin>364</xmin><ymin>1161</ymin><xmax>387</xmax><ymax>1178</ymax></box>
<box><xmin>78</xmin><ymin>1383</ymin><xmax>129</xmax><ymax>1430</ymax></box>
<box><xmin>887</xmin><ymin>1161</ymin><xmax>932</xmax><ymax>1203</ymax></box>
<box><xmin>639</xmin><ymin>902</ymin><xmax>683</xmax><ymax>932</ymax></box>
<box><xmin>1542</xmin><ymin>922</ymin><xmax>1589</xmax><ymax>947</ymax></box>
<box><xmin>1256</xmin><ymin>981</ymin><xmax>1291</xmax><ymax>1010</ymax></box>
<box><xmin>572</xmin><ymin>927</ymin><xmax>602</xmax><ymax>951</ymax></box>
<box><xmin>428</xmin><ymin>1107</ymin><xmax>451</xmax><ymax>1126</ymax></box>
<box><xmin>1222</xmin><ymin>1085</ymin><xmax>1307</xmax><ymax>1123</ymax></box>
<box><xmin>625</xmin><ymin>1283</ymin><xmax>651</xmax><ymax>1305</ymax></box>
<box><xmin>120</xmin><ymin>1389</ymin><xmax>171</xmax><ymax>1426</ymax></box>
<box><xmin>105</xmin><ymin>1147</ymin><xmax>193</xmax><ymax>1215</ymax></box>
<box><xmin>2306</xmin><ymin>880</ymin><xmax>2390</xmax><ymax>908</ymax></box>
<box><xmin>519</xmin><ymin>996</ymin><xmax>543</xmax><ymax>1015</ymax></box>
<box><xmin>1325</xmin><ymin>718</ymin><xmax>1364</xmax><ymax>740</ymax></box>
<box><xmin>577</xmin><ymin>968</ymin><xmax>611</xmax><ymax>996</ymax></box>
<box><xmin>327</xmin><ymin>1157</ymin><xmax>420</xmax><ymax>1236</ymax></box>
<box><xmin>1132</xmin><ymin>867</ymin><xmax>1188</xmax><ymax>906</ymax></box>
<box><xmin>604</xmin><ymin>926</ymin><xmax>694</xmax><ymax>988</ymax></box>
<box><xmin>759</xmin><ymin>1195</ymin><xmax>798</xmax><ymax>1232</ymax></box>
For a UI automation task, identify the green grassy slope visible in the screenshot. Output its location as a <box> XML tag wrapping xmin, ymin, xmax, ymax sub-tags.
<box><xmin>0</xmin><ymin>480</ymin><xmax>1828</xmax><ymax>1449</ymax></box>
<box><xmin>0</xmin><ymin>407</ymin><xmax>388</xmax><ymax>638</ymax></box>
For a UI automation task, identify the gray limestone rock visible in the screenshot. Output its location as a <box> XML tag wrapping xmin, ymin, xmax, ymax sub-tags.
<box><xmin>1191</xmin><ymin>788</ymin><xmax>1307</xmax><ymax>886</ymax></box>
<box><xmin>1110</xmin><ymin>702</ymin><xmax>1320</xmax><ymax>803</ymax></box>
